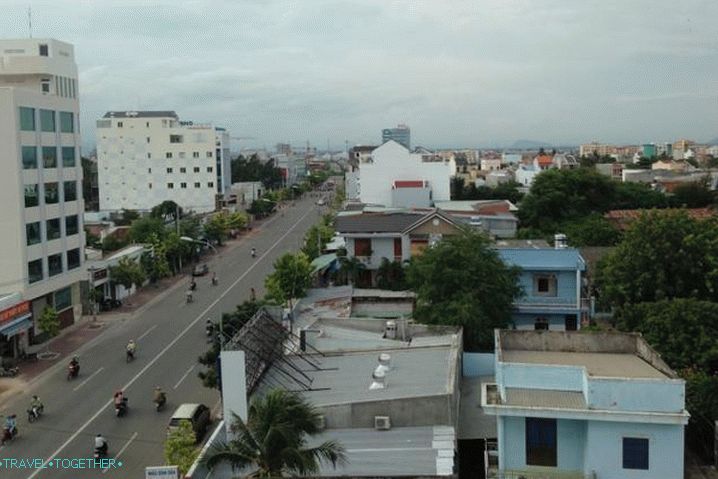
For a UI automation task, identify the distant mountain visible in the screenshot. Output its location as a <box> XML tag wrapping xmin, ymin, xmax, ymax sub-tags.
<box><xmin>707</xmin><ymin>137</ymin><xmax>718</xmax><ymax>145</ymax></box>
<box><xmin>511</xmin><ymin>139</ymin><xmax>553</xmax><ymax>150</ymax></box>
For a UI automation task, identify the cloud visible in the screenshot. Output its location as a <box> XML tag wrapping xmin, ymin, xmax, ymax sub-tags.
<box><xmin>1</xmin><ymin>0</ymin><xmax>716</xmax><ymax>149</ymax></box>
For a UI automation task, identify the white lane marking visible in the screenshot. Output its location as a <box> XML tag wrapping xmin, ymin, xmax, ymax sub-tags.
<box><xmin>137</xmin><ymin>325</ymin><xmax>157</xmax><ymax>341</ymax></box>
<box><xmin>102</xmin><ymin>431</ymin><xmax>138</xmax><ymax>474</ymax></box>
<box><xmin>26</xmin><ymin>205</ymin><xmax>316</xmax><ymax>479</ymax></box>
<box><xmin>72</xmin><ymin>367</ymin><xmax>105</xmax><ymax>392</ymax></box>
<box><xmin>173</xmin><ymin>364</ymin><xmax>195</xmax><ymax>390</ymax></box>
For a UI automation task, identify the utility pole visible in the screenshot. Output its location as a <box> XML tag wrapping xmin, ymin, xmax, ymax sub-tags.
<box><xmin>28</xmin><ymin>6</ymin><xmax>32</xmax><ymax>38</ymax></box>
<box><xmin>176</xmin><ymin>204</ymin><xmax>182</xmax><ymax>272</ymax></box>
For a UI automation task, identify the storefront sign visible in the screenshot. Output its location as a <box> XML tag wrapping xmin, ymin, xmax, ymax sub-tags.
<box><xmin>145</xmin><ymin>466</ymin><xmax>179</xmax><ymax>479</ymax></box>
<box><xmin>0</xmin><ymin>301</ymin><xmax>30</xmax><ymax>325</ymax></box>
<box><xmin>93</xmin><ymin>269</ymin><xmax>108</xmax><ymax>281</ymax></box>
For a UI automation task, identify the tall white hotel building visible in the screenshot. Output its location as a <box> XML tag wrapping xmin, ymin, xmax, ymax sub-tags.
<box><xmin>96</xmin><ymin>111</ymin><xmax>231</xmax><ymax>213</ymax></box>
<box><xmin>0</xmin><ymin>39</ymin><xmax>85</xmax><ymax>357</ymax></box>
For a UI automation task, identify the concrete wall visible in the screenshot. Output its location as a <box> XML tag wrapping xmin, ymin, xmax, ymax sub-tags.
<box><xmin>584</xmin><ymin>420</ymin><xmax>684</xmax><ymax>479</ymax></box>
<box><xmin>499</xmin><ymin>330</ymin><xmax>638</xmax><ymax>354</ymax></box>
<box><xmin>345</xmin><ymin>171</ymin><xmax>360</xmax><ymax>200</ymax></box>
<box><xmin>319</xmin><ymin>394</ymin><xmax>453</xmax><ymax>429</ymax></box>
<box><xmin>515</xmin><ymin>270</ymin><xmax>578</xmax><ymax>307</ymax></box>
<box><xmin>463</xmin><ymin>352</ymin><xmax>495</xmax><ymax>377</ymax></box>
<box><xmin>499</xmin><ymin>362</ymin><xmax>585</xmax><ymax>392</ymax></box>
<box><xmin>391</xmin><ymin>186</ymin><xmax>432</xmax><ymax>208</ymax></box>
<box><xmin>587</xmin><ymin>378</ymin><xmax>685</xmax><ymax>413</ymax></box>
<box><xmin>511</xmin><ymin>313</ymin><xmax>579</xmax><ymax>331</ymax></box>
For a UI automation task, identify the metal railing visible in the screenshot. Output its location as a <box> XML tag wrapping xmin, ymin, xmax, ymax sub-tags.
<box><xmin>488</xmin><ymin>470</ymin><xmax>596</xmax><ymax>479</ymax></box>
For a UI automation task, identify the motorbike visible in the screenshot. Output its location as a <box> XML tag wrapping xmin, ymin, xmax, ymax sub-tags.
<box><xmin>250</xmin><ymin>249</ymin><xmax>256</xmax><ymax>258</ymax></box>
<box><xmin>1</xmin><ymin>421</ymin><xmax>17</xmax><ymax>445</ymax></box>
<box><xmin>190</xmin><ymin>281</ymin><xmax>197</xmax><ymax>291</ymax></box>
<box><xmin>211</xmin><ymin>277</ymin><xmax>218</xmax><ymax>286</ymax></box>
<box><xmin>27</xmin><ymin>405</ymin><xmax>43</xmax><ymax>423</ymax></box>
<box><xmin>154</xmin><ymin>393</ymin><xmax>167</xmax><ymax>412</ymax></box>
<box><xmin>126</xmin><ymin>349</ymin><xmax>135</xmax><ymax>363</ymax></box>
<box><xmin>94</xmin><ymin>442</ymin><xmax>108</xmax><ymax>459</ymax></box>
<box><xmin>0</xmin><ymin>366</ymin><xmax>19</xmax><ymax>378</ymax></box>
<box><xmin>114</xmin><ymin>397</ymin><xmax>128</xmax><ymax>417</ymax></box>
<box><xmin>186</xmin><ymin>292</ymin><xmax>193</xmax><ymax>304</ymax></box>
<box><xmin>67</xmin><ymin>363</ymin><xmax>80</xmax><ymax>380</ymax></box>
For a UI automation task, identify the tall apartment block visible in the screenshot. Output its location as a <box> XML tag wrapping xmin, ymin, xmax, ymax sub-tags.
<box><xmin>96</xmin><ymin>111</ymin><xmax>231</xmax><ymax>213</ymax></box>
<box><xmin>0</xmin><ymin>39</ymin><xmax>85</xmax><ymax>358</ymax></box>
<box><xmin>382</xmin><ymin>123</ymin><xmax>411</xmax><ymax>150</ymax></box>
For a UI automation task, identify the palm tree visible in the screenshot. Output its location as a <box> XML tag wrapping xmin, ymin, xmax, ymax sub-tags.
<box><xmin>338</xmin><ymin>256</ymin><xmax>365</xmax><ymax>286</ymax></box>
<box><xmin>203</xmin><ymin>389</ymin><xmax>346</xmax><ymax>477</ymax></box>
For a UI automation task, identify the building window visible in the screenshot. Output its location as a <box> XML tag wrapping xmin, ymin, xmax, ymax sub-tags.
<box><xmin>42</xmin><ymin>79</ymin><xmax>51</xmax><ymax>93</ymax></box>
<box><xmin>534</xmin><ymin>318</ymin><xmax>549</xmax><ymax>330</ymax></box>
<box><xmin>40</xmin><ymin>109</ymin><xmax>55</xmax><ymax>132</ymax></box>
<box><xmin>19</xmin><ymin>107</ymin><xmax>35</xmax><ymax>131</ymax></box>
<box><xmin>46</xmin><ymin>218</ymin><xmax>61</xmax><ymax>240</ymax></box>
<box><xmin>394</xmin><ymin>238</ymin><xmax>402</xmax><ymax>259</ymax></box>
<box><xmin>117</xmin><ymin>121</ymin><xmax>123</xmax><ymax>128</ymax></box>
<box><xmin>146</xmin><ymin>137</ymin><xmax>151</xmax><ymax>143</ymax></box>
<box><xmin>170</xmin><ymin>134</ymin><xmax>183</xmax><ymax>143</ymax></box>
<box><xmin>67</xmin><ymin>248</ymin><xmax>81</xmax><ymax>270</ymax></box>
<box><xmin>526</xmin><ymin>418</ymin><xmax>557</xmax><ymax>467</ymax></box>
<box><xmin>180</xmin><ymin>167</ymin><xmax>186</xmax><ymax>173</ymax></box>
<box><xmin>63</xmin><ymin>181</ymin><xmax>77</xmax><ymax>202</ymax></box>
<box><xmin>534</xmin><ymin>274</ymin><xmax>557</xmax><ymax>296</ymax></box>
<box><xmin>166</xmin><ymin>152</ymin><xmax>173</xmax><ymax>159</ymax></box>
<box><xmin>355</xmin><ymin>238</ymin><xmax>371</xmax><ymax>257</ymax></box>
<box><xmin>194</xmin><ymin>182</ymin><xmax>200</xmax><ymax>188</ymax></box>
<box><xmin>148</xmin><ymin>183</ymin><xmax>152</xmax><ymax>189</ymax></box>
<box><xmin>167</xmin><ymin>183</ymin><xmax>174</xmax><ymax>189</ymax></box>
<box><xmin>48</xmin><ymin>253</ymin><xmax>63</xmax><ymax>277</ymax></box>
<box><xmin>61</xmin><ymin>146</ymin><xmax>76</xmax><ymax>167</ymax></box>
<box><xmin>208</xmin><ymin>182</ymin><xmax>214</xmax><ymax>188</ymax></box>
<box><xmin>193</xmin><ymin>167</ymin><xmax>200</xmax><ymax>173</ymax></box>
<box><xmin>565</xmin><ymin>315</ymin><xmax>578</xmax><ymax>331</ymax></box>
<box><xmin>59</xmin><ymin>112</ymin><xmax>74</xmax><ymax>133</ymax></box>
<box><xmin>28</xmin><ymin>259</ymin><xmax>43</xmax><ymax>283</ymax></box>
<box><xmin>44</xmin><ymin>183</ymin><xmax>59</xmax><ymax>204</ymax></box>
<box><xmin>148</xmin><ymin>168</ymin><xmax>152</xmax><ymax>173</ymax></box>
<box><xmin>24</xmin><ymin>184</ymin><xmax>39</xmax><ymax>207</ymax></box>
<box><xmin>207</xmin><ymin>166</ymin><xmax>213</xmax><ymax>173</ymax></box>
<box><xmin>206</xmin><ymin>151</ymin><xmax>213</xmax><ymax>158</ymax></box>
<box><xmin>54</xmin><ymin>286</ymin><xmax>72</xmax><ymax>310</ymax></box>
<box><xmin>147</xmin><ymin>153</ymin><xmax>152</xmax><ymax>159</ymax></box>
<box><xmin>65</xmin><ymin>215</ymin><xmax>79</xmax><ymax>236</ymax></box>
<box><xmin>623</xmin><ymin>438</ymin><xmax>649</xmax><ymax>470</ymax></box>
<box><xmin>22</xmin><ymin>146</ymin><xmax>38</xmax><ymax>169</ymax></box>
<box><xmin>42</xmin><ymin>146</ymin><xmax>57</xmax><ymax>168</ymax></box>
<box><xmin>180</xmin><ymin>182</ymin><xmax>187</xmax><ymax>189</ymax></box>
<box><xmin>193</xmin><ymin>151</ymin><xmax>199</xmax><ymax>158</ymax></box>
<box><xmin>39</xmin><ymin>44</ymin><xmax>48</xmax><ymax>56</ymax></box>
<box><xmin>26</xmin><ymin>222</ymin><xmax>41</xmax><ymax>246</ymax></box>
<box><xmin>166</xmin><ymin>167</ymin><xmax>173</xmax><ymax>173</ymax></box>
<box><xmin>179</xmin><ymin>152</ymin><xmax>186</xmax><ymax>159</ymax></box>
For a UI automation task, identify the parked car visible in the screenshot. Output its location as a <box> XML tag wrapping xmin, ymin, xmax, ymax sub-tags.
<box><xmin>192</xmin><ymin>264</ymin><xmax>209</xmax><ymax>277</ymax></box>
<box><xmin>168</xmin><ymin>403</ymin><xmax>211</xmax><ymax>442</ymax></box>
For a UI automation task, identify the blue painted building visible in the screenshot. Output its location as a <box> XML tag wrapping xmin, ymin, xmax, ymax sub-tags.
<box><xmin>482</xmin><ymin>330</ymin><xmax>689</xmax><ymax>479</ymax></box>
<box><xmin>497</xmin><ymin>246</ymin><xmax>588</xmax><ymax>331</ymax></box>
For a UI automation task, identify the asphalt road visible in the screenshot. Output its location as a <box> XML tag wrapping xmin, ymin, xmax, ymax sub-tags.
<box><xmin>0</xmin><ymin>194</ymin><xmax>326</xmax><ymax>478</ymax></box>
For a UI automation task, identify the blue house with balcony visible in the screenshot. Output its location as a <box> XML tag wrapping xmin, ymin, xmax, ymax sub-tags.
<box><xmin>482</xmin><ymin>330</ymin><xmax>689</xmax><ymax>479</ymax></box>
<box><xmin>497</xmin><ymin>245</ymin><xmax>588</xmax><ymax>331</ymax></box>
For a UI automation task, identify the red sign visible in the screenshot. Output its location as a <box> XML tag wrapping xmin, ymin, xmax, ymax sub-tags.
<box><xmin>0</xmin><ymin>301</ymin><xmax>31</xmax><ymax>325</ymax></box>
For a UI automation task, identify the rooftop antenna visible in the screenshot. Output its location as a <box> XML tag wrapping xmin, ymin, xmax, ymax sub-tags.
<box><xmin>28</xmin><ymin>5</ymin><xmax>33</xmax><ymax>38</ymax></box>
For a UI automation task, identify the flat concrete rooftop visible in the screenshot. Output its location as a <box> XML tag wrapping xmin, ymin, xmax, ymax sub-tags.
<box><xmin>502</xmin><ymin>350</ymin><xmax>668</xmax><ymax>379</ymax></box>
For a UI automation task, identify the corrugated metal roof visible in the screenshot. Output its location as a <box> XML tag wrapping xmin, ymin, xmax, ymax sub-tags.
<box><xmin>335</xmin><ymin>212</ymin><xmax>424</xmax><ymax>233</ymax></box>
<box><xmin>497</xmin><ymin>248</ymin><xmax>586</xmax><ymax>271</ymax></box>
<box><xmin>504</xmin><ymin>388</ymin><xmax>587</xmax><ymax>409</ymax></box>
<box><xmin>311</xmin><ymin>253</ymin><xmax>337</xmax><ymax>273</ymax></box>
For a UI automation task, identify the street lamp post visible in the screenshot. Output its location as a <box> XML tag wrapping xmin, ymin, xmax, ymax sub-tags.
<box><xmin>180</xmin><ymin>236</ymin><xmax>219</xmax><ymax>256</ymax></box>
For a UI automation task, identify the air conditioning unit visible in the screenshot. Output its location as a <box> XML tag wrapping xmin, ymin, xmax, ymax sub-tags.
<box><xmin>374</xmin><ymin>415</ymin><xmax>391</xmax><ymax>431</ymax></box>
<box><xmin>316</xmin><ymin>415</ymin><xmax>326</xmax><ymax>430</ymax></box>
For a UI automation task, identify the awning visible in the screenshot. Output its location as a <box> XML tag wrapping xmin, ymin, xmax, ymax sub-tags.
<box><xmin>311</xmin><ymin>253</ymin><xmax>337</xmax><ymax>273</ymax></box>
<box><xmin>0</xmin><ymin>316</ymin><xmax>32</xmax><ymax>338</ymax></box>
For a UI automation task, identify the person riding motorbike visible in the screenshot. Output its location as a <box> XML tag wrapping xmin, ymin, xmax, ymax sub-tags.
<box><xmin>251</xmin><ymin>247</ymin><xmax>256</xmax><ymax>258</ymax></box>
<box><xmin>186</xmin><ymin>290</ymin><xmax>193</xmax><ymax>303</ymax></box>
<box><xmin>29</xmin><ymin>395</ymin><xmax>43</xmax><ymax>418</ymax></box>
<box><xmin>250</xmin><ymin>288</ymin><xmax>256</xmax><ymax>301</ymax></box>
<box><xmin>94</xmin><ymin>434</ymin><xmax>108</xmax><ymax>456</ymax></box>
<box><xmin>3</xmin><ymin>414</ymin><xmax>17</xmax><ymax>441</ymax></box>
<box><xmin>190</xmin><ymin>279</ymin><xmax>197</xmax><ymax>291</ymax></box>
<box><xmin>68</xmin><ymin>356</ymin><xmax>80</xmax><ymax>377</ymax></box>
<box><xmin>114</xmin><ymin>390</ymin><xmax>127</xmax><ymax>415</ymax></box>
<box><xmin>126</xmin><ymin>340</ymin><xmax>136</xmax><ymax>361</ymax></box>
<box><xmin>211</xmin><ymin>272</ymin><xmax>218</xmax><ymax>286</ymax></box>
<box><xmin>205</xmin><ymin>319</ymin><xmax>214</xmax><ymax>336</ymax></box>
<box><xmin>153</xmin><ymin>386</ymin><xmax>167</xmax><ymax>410</ymax></box>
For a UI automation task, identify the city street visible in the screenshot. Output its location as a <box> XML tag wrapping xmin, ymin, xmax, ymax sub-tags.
<box><xmin>0</xmin><ymin>194</ymin><xmax>325</xmax><ymax>478</ymax></box>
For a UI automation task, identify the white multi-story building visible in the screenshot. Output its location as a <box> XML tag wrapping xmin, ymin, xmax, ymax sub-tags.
<box><xmin>348</xmin><ymin>140</ymin><xmax>454</xmax><ymax>207</ymax></box>
<box><xmin>97</xmin><ymin>111</ymin><xmax>231</xmax><ymax>213</ymax></box>
<box><xmin>0</xmin><ymin>39</ymin><xmax>85</xmax><ymax>358</ymax></box>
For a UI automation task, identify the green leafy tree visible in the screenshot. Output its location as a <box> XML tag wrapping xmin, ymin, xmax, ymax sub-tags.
<box><xmin>203</xmin><ymin>389</ymin><xmax>346</xmax><ymax>477</ymax></box>
<box><xmin>101</xmin><ymin>234</ymin><xmax>128</xmax><ymax>253</ymax></box>
<box><xmin>110</xmin><ymin>257</ymin><xmax>147</xmax><ymax>291</ymax></box>
<box><xmin>141</xmin><ymin>233</ymin><xmax>172</xmax><ymax>282</ymax></box>
<box><xmin>596</xmin><ymin>210</ymin><xmax>718</xmax><ymax>308</ymax></box>
<box><xmin>563</xmin><ymin>214</ymin><xmax>621</xmax><ymax>247</ymax></box>
<box><xmin>231</xmin><ymin>154</ymin><xmax>284</xmax><ymax>189</ymax></box>
<box><xmin>336</xmin><ymin>256</ymin><xmax>366</xmax><ymax>286</ymax></box>
<box><xmin>151</xmin><ymin>200</ymin><xmax>183</xmax><ymax>222</ymax></box>
<box><xmin>684</xmin><ymin>369</ymin><xmax>718</xmax><ymax>461</ymax></box>
<box><xmin>669</xmin><ymin>181</ymin><xmax>715</xmax><ymax>208</ymax></box>
<box><xmin>265</xmin><ymin>253</ymin><xmax>313</xmax><ymax>307</ymax></box>
<box><xmin>164</xmin><ymin>420</ymin><xmax>199</xmax><ymax>475</ymax></box>
<box><xmin>612</xmin><ymin>182</ymin><xmax>668</xmax><ymax>210</ymax></box>
<box><xmin>406</xmin><ymin>229</ymin><xmax>521</xmax><ymax>351</ymax></box>
<box><xmin>112</xmin><ymin>209</ymin><xmax>140</xmax><ymax>226</ymax></box>
<box><xmin>301</xmin><ymin>218</ymin><xmax>335</xmax><ymax>260</ymax></box>
<box><xmin>203</xmin><ymin>213</ymin><xmax>230</xmax><ymax>246</ymax></box>
<box><xmin>376</xmin><ymin>258</ymin><xmax>407</xmax><ymax>290</ymax></box>
<box><xmin>37</xmin><ymin>306</ymin><xmax>60</xmax><ymax>350</ymax></box>
<box><xmin>130</xmin><ymin>216</ymin><xmax>167</xmax><ymax>243</ymax></box>
<box><xmin>248</xmin><ymin>199</ymin><xmax>275</xmax><ymax>218</ymax></box>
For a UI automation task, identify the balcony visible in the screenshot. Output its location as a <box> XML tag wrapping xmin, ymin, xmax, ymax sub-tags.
<box><xmin>513</xmin><ymin>296</ymin><xmax>590</xmax><ymax>312</ymax></box>
<box><xmin>490</xmin><ymin>471</ymin><xmax>596</xmax><ymax>479</ymax></box>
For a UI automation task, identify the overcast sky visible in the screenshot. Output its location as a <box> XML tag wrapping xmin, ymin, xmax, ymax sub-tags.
<box><xmin>2</xmin><ymin>0</ymin><xmax>717</xmax><ymax>151</ymax></box>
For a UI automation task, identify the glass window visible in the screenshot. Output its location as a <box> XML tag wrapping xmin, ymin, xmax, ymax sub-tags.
<box><xmin>22</xmin><ymin>146</ymin><xmax>38</xmax><ymax>169</ymax></box>
<box><xmin>67</xmin><ymin>248</ymin><xmax>81</xmax><ymax>270</ymax></box>
<box><xmin>48</xmin><ymin>253</ymin><xmax>63</xmax><ymax>277</ymax></box>
<box><xmin>207</xmin><ymin>166</ymin><xmax>213</xmax><ymax>173</ymax></box>
<box><xmin>46</xmin><ymin>218</ymin><xmax>61</xmax><ymax>240</ymax></box>
<box><xmin>167</xmin><ymin>183</ymin><xmax>174</xmax><ymax>189</ymax></box>
<box><xmin>54</xmin><ymin>287</ymin><xmax>72</xmax><ymax>310</ymax></box>
<box><xmin>40</xmin><ymin>109</ymin><xmax>55</xmax><ymax>132</ymax></box>
<box><xmin>180</xmin><ymin>182</ymin><xmax>187</xmax><ymax>189</ymax></box>
<box><xmin>193</xmin><ymin>167</ymin><xmax>200</xmax><ymax>173</ymax></box>
<box><xmin>65</xmin><ymin>215</ymin><xmax>79</xmax><ymax>236</ymax></box>
<box><xmin>193</xmin><ymin>152</ymin><xmax>199</xmax><ymax>158</ymax></box>
<box><xmin>63</xmin><ymin>181</ymin><xmax>77</xmax><ymax>202</ymax></box>
<box><xmin>166</xmin><ymin>152</ymin><xmax>172</xmax><ymax>159</ymax></box>
<box><xmin>206</xmin><ymin>151</ymin><xmax>213</xmax><ymax>158</ymax></box>
<box><xmin>526</xmin><ymin>418</ymin><xmax>557</xmax><ymax>467</ymax></box>
<box><xmin>39</xmin><ymin>44</ymin><xmax>48</xmax><ymax>56</ymax></box>
<box><xmin>44</xmin><ymin>183</ymin><xmax>59</xmax><ymax>204</ymax></box>
<box><xmin>208</xmin><ymin>182</ymin><xmax>214</xmax><ymax>188</ymax></box>
<box><xmin>354</xmin><ymin>238</ymin><xmax>371</xmax><ymax>256</ymax></box>
<box><xmin>24</xmin><ymin>184</ymin><xmax>39</xmax><ymax>207</ymax></box>
<box><xmin>19</xmin><ymin>107</ymin><xmax>35</xmax><ymax>131</ymax></box>
<box><xmin>26</xmin><ymin>222</ymin><xmax>41</xmax><ymax>246</ymax></box>
<box><xmin>623</xmin><ymin>438</ymin><xmax>649</xmax><ymax>470</ymax></box>
<box><xmin>62</xmin><ymin>146</ymin><xmax>76</xmax><ymax>167</ymax></box>
<box><xmin>59</xmin><ymin>112</ymin><xmax>74</xmax><ymax>133</ymax></box>
<box><xmin>194</xmin><ymin>182</ymin><xmax>200</xmax><ymax>188</ymax></box>
<box><xmin>166</xmin><ymin>167</ymin><xmax>173</xmax><ymax>173</ymax></box>
<box><xmin>42</xmin><ymin>146</ymin><xmax>57</xmax><ymax>168</ymax></box>
<box><xmin>180</xmin><ymin>167</ymin><xmax>186</xmax><ymax>173</ymax></box>
<box><xmin>28</xmin><ymin>259</ymin><xmax>43</xmax><ymax>283</ymax></box>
